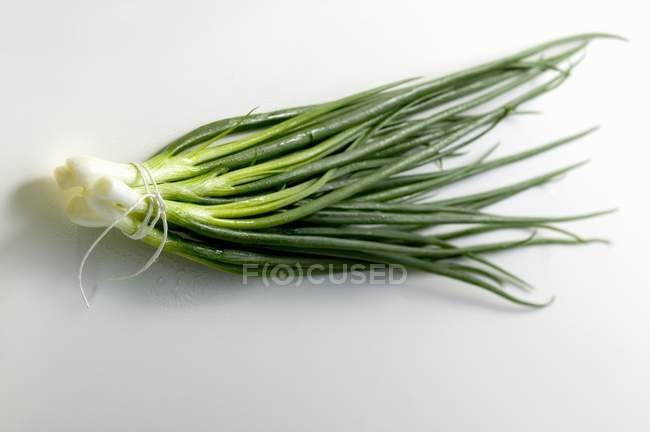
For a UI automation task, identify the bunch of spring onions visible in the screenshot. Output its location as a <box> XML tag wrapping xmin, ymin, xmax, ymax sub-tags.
<box><xmin>54</xmin><ymin>34</ymin><xmax>619</xmax><ymax>307</ymax></box>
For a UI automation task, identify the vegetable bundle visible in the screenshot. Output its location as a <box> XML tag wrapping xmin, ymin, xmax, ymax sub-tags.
<box><xmin>54</xmin><ymin>34</ymin><xmax>618</xmax><ymax>307</ymax></box>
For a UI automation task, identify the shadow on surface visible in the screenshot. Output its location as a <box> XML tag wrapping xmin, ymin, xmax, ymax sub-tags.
<box><xmin>1</xmin><ymin>178</ymin><xmax>243</xmax><ymax>308</ymax></box>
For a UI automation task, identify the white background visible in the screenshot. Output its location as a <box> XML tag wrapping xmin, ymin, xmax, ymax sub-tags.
<box><xmin>1</xmin><ymin>1</ymin><xmax>648</xmax><ymax>431</ymax></box>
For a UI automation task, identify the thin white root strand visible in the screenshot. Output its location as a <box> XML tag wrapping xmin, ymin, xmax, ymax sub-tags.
<box><xmin>78</xmin><ymin>163</ymin><xmax>168</xmax><ymax>308</ymax></box>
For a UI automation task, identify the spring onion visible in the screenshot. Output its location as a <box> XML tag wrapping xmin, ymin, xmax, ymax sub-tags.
<box><xmin>54</xmin><ymin>33</ymin><xmax>620</xmax><ymax>307</ymax></box>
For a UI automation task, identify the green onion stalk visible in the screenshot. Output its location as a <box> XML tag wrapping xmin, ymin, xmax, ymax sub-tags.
<box><xmin>54</xmin><ymin>34</ymin><xmax>620</xmax><ymax>307</ymax></box>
